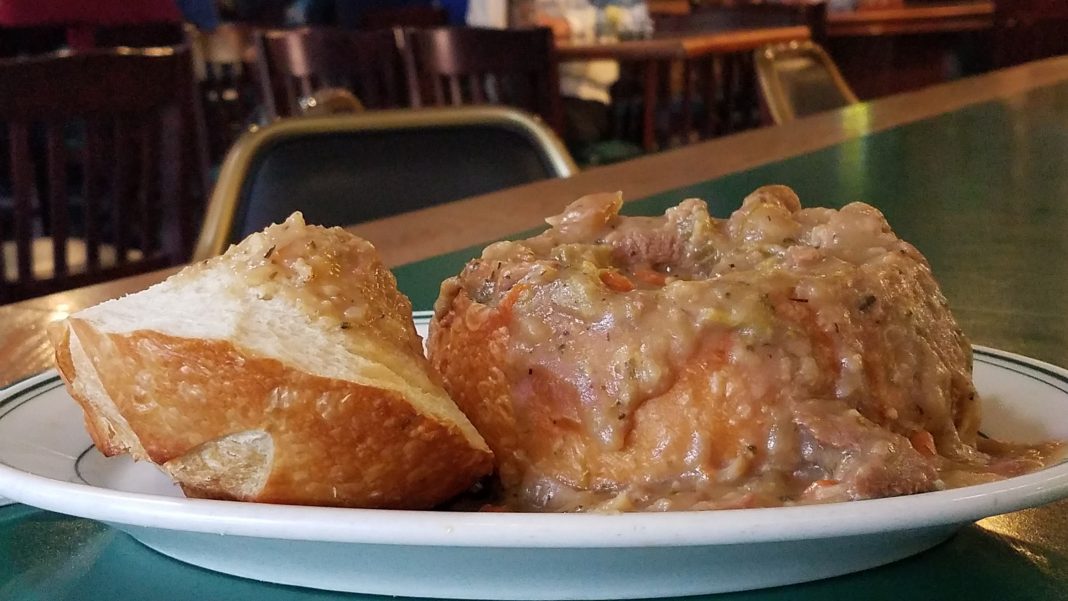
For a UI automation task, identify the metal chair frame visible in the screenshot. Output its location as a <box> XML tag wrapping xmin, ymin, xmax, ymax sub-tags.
<box><xmin>753</xmin><ymin>39</ymin><xmax>857</xmax><ymax>124</ymax></box>
<box><xmin>193</xmin><ymin>105</ymin><xmax>577</xmax><ymax>260</ymax></box>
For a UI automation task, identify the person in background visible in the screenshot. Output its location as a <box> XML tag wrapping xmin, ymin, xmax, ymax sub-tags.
<box><xmin>439</xmin><ymin>0</ymin><xmax>470</xmax><ymax>24</ymax></box>
<box><xmin>175</xmin><ymin>0</ymin><xmax>221</xmax><ymax>30</ymax></box>
<box><xmin>222</xmin><ymin>0</ymin><xmax>290</xmax><ymax>25</ymax></box>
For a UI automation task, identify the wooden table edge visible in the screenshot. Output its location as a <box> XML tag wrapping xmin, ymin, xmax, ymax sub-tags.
<box><xmin>556</xmin><ymin>26</ymin><xmax>811</xmax><ymax>62</ymax></box>
<box><xmin>827</xmin><ymin>2</ymin><xmax>994</xmax><ymax>24</ymax></box>
<box><xmin>826</xmin><ymin>1</ymin><xmax>995</xmax><ymax>37</ymax></box>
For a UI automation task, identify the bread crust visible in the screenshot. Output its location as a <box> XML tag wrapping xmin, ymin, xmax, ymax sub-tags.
<box><xmin>55</xmin><ymin>320</ymin><xmax>492</xmax><ymax>508</ymax></box>
<box><xmin>430</xmin><ymin>284</ymin><xmax>751</xmax><ymax>498</ymax></box>
<box><xmin>429</xmin><ymin>284</ymin><xmax>521</xmax><ymax>487</ymax></box>
<box><xmin>49</xmin><ymin>213</ymin><xmax>493</xmax><ymax>509</ymax></box>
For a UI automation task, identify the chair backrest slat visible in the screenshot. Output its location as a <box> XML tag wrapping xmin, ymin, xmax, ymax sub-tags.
<box><xmin>45</xmin><ymin>121</ymin><xmax>69</xmax><ymax>279</ymax></box>
<box><xmin>407</xmin><ymin>27</ymin><xmax>564</xmax><ymax>134</ymax></box>
<box><xmin>139</xmin><ymin>114</ymin><xmax>160</xmax><ymax>256</ymax></box>
<box><xmin>448</xmin><ymin>75</ymin><xmax>464</xmax><ymax>105</ymax></box>
<box><xmin>112</xmin><ymin>116</ymin><xmax>133</xmax><ymax>265</ymax></box>
<box><xmin>82</xmin><ymin>118</ymin><xmax>105</xmax><ymax>273</ymax></box>
<box><xmin>159</xmin><ymin>104</ymin><xmax>186</xmax><ymax>258</ymax></box>
<box><xmin>468</xmin><ymin>74</ymin><xmax>485</xmax><ymax>103</ymax></box>
<box><xmin>260</xmin><ymin>27</ymin><xmax>410</xmax><ymax>119</ymax></box>
<box><xmin>8</xmin><ymin>121</ymin><xmax>34</xmax><ymax>283</ymax></box>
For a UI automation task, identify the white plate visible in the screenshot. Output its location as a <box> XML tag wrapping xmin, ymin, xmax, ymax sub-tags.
<box><xmin>0</xmin><ymin>317</ymin><xmax>1066</xmax><ymax>599</ymax></box>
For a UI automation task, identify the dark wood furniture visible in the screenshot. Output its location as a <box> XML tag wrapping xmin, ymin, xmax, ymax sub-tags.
<box><xmin>655</xmin><ymin>1</ymin><xmax>828</xmax><ymax>43</ymax></box>
<box><xmin>651</xmin><ymin>2</ymin><xmax>997</xmax><ymax>100</ymax></box>
<box><xmin>824</xmin><ymin>2</ymin><xmax>995</xmax><ymax>99</ymax></box>
<box><xmin>650</xmin><ymin>3</ymin><xmax>827</xmax><ymax>138</ymax></box>
<box><xmin>556</xmin><ymin>26</ymin><xmax>811</xmax><ymax>151</ymax></box>
<box><xmin>259</xmin><ymin>27</ymin><xmax>411</xmax><ymax>119</ymax></box>
<box><xmin>0</xmin><ymin>47</ymin><xmax>205</xmax><ymax>305</ymax></box>
<box><xmin>406</xmin><ymin>27</ymin><xmax>565</xmax><ymax>134</ymax></box>
<box><xmin>994</xmin><ymin>0</ymin><xmax>1068</xmax><ymax>67</ymax></box>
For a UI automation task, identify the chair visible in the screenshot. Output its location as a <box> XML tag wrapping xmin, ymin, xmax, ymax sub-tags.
<box><xmin>193</xmin><ymin>106</ymin><xmax>577</xmax><ymax>259</ymax></box>
<box><xmin>406</xmin><ymin>27</ymin><xmax>564</xmax><ymax>134</ymax></box>
<box><xmin>753</xmin><ymin>40</ymin><xmax>858</xmax><ymax>124</ymax></box>
<box><xmin>0</xmin><ymin>47</ymin><xmax>207</xmax><ymax>304</ymax></box>
<box><xmin>258</xmin><ymin>27</ymin><xmax>411</xmax><ymax>119</ymax></box>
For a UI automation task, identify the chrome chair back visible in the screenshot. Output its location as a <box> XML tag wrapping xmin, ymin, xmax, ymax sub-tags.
<box><xmin>194</xmin><ymin>106</ymin><xmax>577</xmax><ymax>259</ymax></box>
<box><xmin>754</xmin><ymin>40</ymin><xmax>858</xmax><ymax>124</ymax></box>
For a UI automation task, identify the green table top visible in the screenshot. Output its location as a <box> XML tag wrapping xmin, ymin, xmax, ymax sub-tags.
<box><xmin>4</xmin><ymin>81</ymin><xmax>1068</xmax><ymax>599</ymax></box>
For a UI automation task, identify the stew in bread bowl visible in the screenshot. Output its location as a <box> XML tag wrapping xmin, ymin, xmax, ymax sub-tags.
<box><xmin>429</xmin><ymin>185</ymin><xmax>1064</xmax><ymax>511</ymax></box>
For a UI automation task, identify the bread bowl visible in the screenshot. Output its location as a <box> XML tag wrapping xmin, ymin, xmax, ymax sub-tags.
<box><xmin>429</xmin><ymin>186</ymin><xmax>1059</xmax><ymax>511</ymax></box>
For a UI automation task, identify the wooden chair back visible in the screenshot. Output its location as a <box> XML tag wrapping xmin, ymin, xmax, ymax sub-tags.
<box><xmin>259</xmin><ymin>27</ymin><xmax>410</xmax><ymax>119</ymax></box>
<box><xmin>754</xmin><ymin>40</ymin><xmax>857</xmax><ymax>124</ymax></box>
<box><xmin>0</xmin><ymin>47</ymin><xmax>205</xmax><ymax>304</ymax></box>
<box><xmin>406</xmin><ymin>27</ymin><xmax>564</xmax><ymax>134</ymax></box>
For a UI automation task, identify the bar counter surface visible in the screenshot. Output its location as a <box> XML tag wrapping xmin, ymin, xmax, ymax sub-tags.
<box><xmin>2</xmin><ymin>56</ymin><xmax>1068</xmax><ymax>599</ymax></box>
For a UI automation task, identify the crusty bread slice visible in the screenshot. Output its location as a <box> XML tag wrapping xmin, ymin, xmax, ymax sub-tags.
<box><xmin>50</xmin><ymin>212</ymin><xmax>492</xmax><ymax>509</ymax></box>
